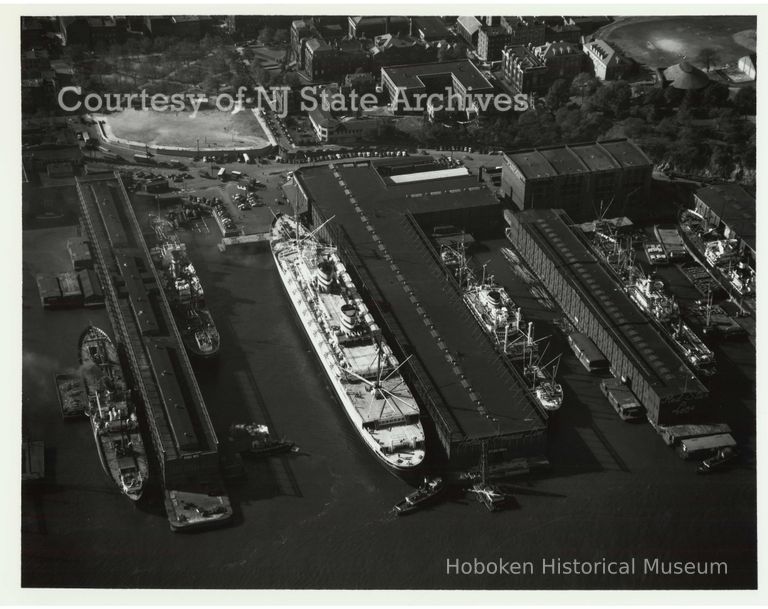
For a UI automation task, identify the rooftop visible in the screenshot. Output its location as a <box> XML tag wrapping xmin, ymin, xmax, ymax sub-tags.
<box><xmin>382</xmin><ymin>59</ymin><xmax>494</xmax><ymax>92</ymax></box>
<box><xmin>504</xmin><ymin>139</ymin><xmax>651</xmax><ymax>180</ymax></box>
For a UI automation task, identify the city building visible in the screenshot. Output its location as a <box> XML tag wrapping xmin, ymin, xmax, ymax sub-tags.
<box><xmin>502</xmin><ymin>45</ymin><xmax>549</xmax><ymax>95</ymax></box>
<box><xmin>535</xmin><ymin>40</ymin><xmax>585</xmax><ymax>82</ymax></box>
<box><xmin>501</xmin><ymin>139</ymin><xmax>652</xmax><ymax>220</ymax></box>
<box><xmin>368</xmin><ymin>34</ymin><xmax>437</xmax><ymax>71</ymax></box>
<box><xmin>348</xmin><ymin>16</ymin><xmax>410</xmax><ymax>39</ymax></box>
<box><xmin>304</xmin><ymin>38</ymin><xmax>370</xmax><ymax>82</ymax></box>
<box><xmin>693</xmin><ymin>184</ymin><xmax>755</xmax><ymax>266</ymax></box>
<box><xmin>582</xmin><ymin>39</ymin><xmax>629</xmax><ymax>80</ymax></box>
<box><xmin>144</xmin><ymin>15</ymin><xmax>213</xmax><ymax>39</ymax></box>
<box><xmin>411</xmin><ymin>16</ymin><xmax>452</xmax><ymax>43</ymax></box>
<box><xmin>58</xmin><ymin>16</ymin><xmax>128</xmax><ymax>48</ymax></box>
<box><xmin>380</xmin><ymin>59</ymin><xmax>495</xmax><ymax>114</ymax></box>
<box><xmin>455</xmin><ymin>16</ymin><xmax>483</xmax><ymax>48</ymax></box>
<box><xmin>458</xmin><ymin>16</ymin><xmax>547</xmax><ymax>62</ymax></box>
<box><xmin>307</xmin><ymin>106</ymin><xmax>390</xmax><ymax>144</ymax></box>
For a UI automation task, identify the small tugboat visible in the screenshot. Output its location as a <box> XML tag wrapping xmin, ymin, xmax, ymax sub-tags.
<box><xmin>393</xmin><ymin>476</ymin><xmax>445</xmax><ymax>516</ymax></box>
<box><xmin>228</xmin><ymin>422</ymin><xmax>297</xmax><ymax>457</ymax></box>
<box><xmin>525</xmin><ymin>362</ymin><xmax>563</xmax><ymax>412</ymax></box>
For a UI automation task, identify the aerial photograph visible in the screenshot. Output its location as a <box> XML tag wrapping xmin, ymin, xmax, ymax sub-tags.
<box><xmin>18</xmin><ymin>10</ymin><xmax>756</xmax><ymax>593</ymax></box>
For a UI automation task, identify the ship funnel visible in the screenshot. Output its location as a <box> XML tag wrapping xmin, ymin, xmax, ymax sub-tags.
<box><xmin>317</xmin><ymin>259</ymin><xmax>334</xmax><ymax>291</ymax></box>
<box><xmin>340</xmin><ymin>303</ymin><xmax>357</xmax><ymax>332</ymax></box>
<box><xmin>487</xmin><ymin>290</ymin><xmax>502</xmax><ymax>308</ymax></box>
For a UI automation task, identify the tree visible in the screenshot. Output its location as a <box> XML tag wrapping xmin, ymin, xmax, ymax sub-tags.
<box><xmin>697</xmin><ymin>47</ymin><xmax>719</xmax><ymax>72</ymax></box>
<box><xmin>545</xmin><ymin>78</ymin><xmax>570</xmax><ymax>111</ymax></box>
<box><xmin>257</xmin><ymin>26</ymin><xmax>274</xmax><ymax>45</ymax></box>
<box><xmin>709</xmin><ymin>145</ymin><xmax>734</xmax><ymax>178</ymax></box>
<box><xmin>570</xmin><ymin>72</ymin><xmax>599</xmax><ymax>100</ymax></box>
<box><xmin>272</xmin><ymin>29</ymin><xmax>289</xmax><ymax>45</ymax></box>
<box><xmin>733</xmin><ymin>85</ymin><xmax>756</xmax><ymax>116</ymax></box>
<box><xmin>585</xmin><ymin>80</ymin><xmax>631</xmax><ymax>118</ymax></box>
<box><xmin>702</xmin><ymin>82</ymin><xmax>730</xmax><ymax>108</ymax></box>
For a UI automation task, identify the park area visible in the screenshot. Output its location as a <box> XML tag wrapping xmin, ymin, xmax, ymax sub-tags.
<box><xmin>105</xmin><ymin>108</ymin><xmax>271</xmax><ymax>149</ymax></box>
<box><xmin>599</xmin><ymin>15</ymin><xmax>756</xmax><ymax>69</ymax></box>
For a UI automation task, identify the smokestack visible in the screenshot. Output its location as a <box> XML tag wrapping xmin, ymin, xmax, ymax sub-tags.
<box><xmin>478</xmin><ymin>166</ymin><xmax>484</xmax><ymax>183</ymax></box>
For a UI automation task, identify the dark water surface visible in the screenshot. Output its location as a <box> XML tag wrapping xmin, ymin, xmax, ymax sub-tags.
<box><xmin>22</xmin><ymin>222</ymin><xmax>756</xmax><ymax>589</ymax></box>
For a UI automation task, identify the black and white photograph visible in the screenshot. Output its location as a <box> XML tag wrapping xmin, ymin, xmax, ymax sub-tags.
<box><xmin>10</xmin><ymin>4</ymin><xmax>760</xmax><ymax>599</ymax></box>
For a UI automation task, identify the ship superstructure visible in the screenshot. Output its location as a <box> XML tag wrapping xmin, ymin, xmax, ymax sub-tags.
<box><xmin>153</xmin><ymin>239</ymin><xmax>220</xmax><ymax>358</ymax></box>
<box><xmin>271</xmin><ymin>213</ymin><xmax>425</xmax><ymax>471</ymax></box>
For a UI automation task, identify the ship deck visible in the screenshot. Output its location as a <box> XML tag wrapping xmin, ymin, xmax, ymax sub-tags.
<box><xmin>297</xmin><ymin>164</ymin><xmax>547</xmax><ymax>443</ymax></box>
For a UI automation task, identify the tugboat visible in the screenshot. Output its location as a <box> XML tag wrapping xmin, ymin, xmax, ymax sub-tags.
<box><xmin>79</xmin><ymin>326</ymin><xmax>148</xmax><ymax>501</ymax></box>
<box><xmin>393</xmin><ymin>476</ymin><xmax>445</xmax><ymax>516</ymax></box>
<box><xmin>271</xmin><ymin>212</ymin><xmax>426</xmax><ymax>473</ymax></box>
<box><xmin>155</xmin><ymin>239</ymin><xmax>221</xmax><ymax>358</ymax></box>
<box><xmin>229</xmin><ymin>422</ymin><xmax>297</xmax><ymax>457</ymax></box>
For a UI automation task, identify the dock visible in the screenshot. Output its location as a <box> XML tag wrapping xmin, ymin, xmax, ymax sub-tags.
<box><xmin>294</xmin><ymin>160</ymin><xmax>548</xmax><ymax>471</ymax></box>
<box><xmin>75</xmin><ymin>172</ymin><xmax>230</xmax><ymax>524</ymax></box>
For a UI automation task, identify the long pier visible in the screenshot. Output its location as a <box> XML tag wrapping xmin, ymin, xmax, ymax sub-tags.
<box><xmin>76</xmin><ymin>172</ymin><xmax>223</xmax><ymax>491</ymax></box>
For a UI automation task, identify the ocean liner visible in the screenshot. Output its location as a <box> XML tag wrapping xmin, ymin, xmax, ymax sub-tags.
<box><xmin>271</xmin><ymin>213</ymin><xmax>425</xmax><ymax>472</ymax></box>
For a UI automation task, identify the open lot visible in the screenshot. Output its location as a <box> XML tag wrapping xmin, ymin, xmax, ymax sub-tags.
<box><xmin>599</xmin><ymin>15</ymin><xmax>756</xmax><ymax>69</ymax></box>
<box><xmin>105</xmin><ymin>108</ymin><xmax>271</xmax><ymax>149</ymax></box>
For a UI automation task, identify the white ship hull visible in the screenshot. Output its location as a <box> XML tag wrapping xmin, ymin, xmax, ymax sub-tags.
<box><xmin>271</xmin><ymin>226</ymin><xmax>424</xmax><ymax>472</ymax></box>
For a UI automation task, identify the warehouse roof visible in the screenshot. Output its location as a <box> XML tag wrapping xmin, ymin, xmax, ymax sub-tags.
<box><xmin>512</xmin><ymin>209</ymin><xmax>706</xmax><ymax>399</ymax></box>
<box><xmin>382</xmin><ymin>59</ymin><xmax>493</xmax><ymax>92</ymax></box>
<box><xmin>504</xmin><ymin>139</ymin><xmax>651</xmax><ymax>180</ymax></box>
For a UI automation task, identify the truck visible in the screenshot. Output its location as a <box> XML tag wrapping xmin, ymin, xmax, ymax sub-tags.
<box><xmin>599</xmin><ymin>378</ymin><xmax>644</xmax><ymax>421</ymax></box>
<box><xmin>677</xmin><ymin>433</ymin><xmax>737</xmax><ymax>460</ymax></box>
<box><xmin>647</xmin><ymin>420</ymin><xmax>733</xmax><ymax>447</ymax></box>
<box><xmin>217</xmin><ymin>167</ymin><xmax>227</xmax><ymax>180</ymax></box>
<box><xmin>653</xmin><ymin>225</ymin><xmax>687</xmax><ymax>261</ymax></box>
<box><xmin>567</xmin><ymin>332</ymin><xmax>609</xmax><ymax>373</ymax></box>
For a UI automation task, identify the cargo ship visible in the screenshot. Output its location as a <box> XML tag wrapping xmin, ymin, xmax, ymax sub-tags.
<box><xmin>164</xmin><ymin>489</ymin><xmax>232</xmax><ymax>531</ymax></box>
<box><xmin>229</xmin><ymin>422</ymin><xmax>297</xmax><ymax>457</ymax></box>
<box><xmin>79</xmin><ymin>326</ymin><xmax>148</xmax><ymax>500</ymax></box>
<box><xmin>626</xmin><ymin>275</ymin><xmax>679</xmax><ymax>324</ymax></box>
<box><xmin>155</xmin><ymin>240</ymin><xmax>220</xmax><ymax>358</ymax></box>
<box><xmin>653</xmin><ymin>225</ymin><xmax>687</xmax><ymax>262</ymax></box>
<box><xmin>679</xmin><ymin>209</ymin><xmax>755</xmax><ymax>302</ymax></box>
<box><xmin>622</xmin><ymin>275</ymin><xmax>716</xmax><ymax>377</ymax></box>
<box><xmin>463</xmin><ymin>275</ymin><xmax>538</xmax><ymax>362</ymax></box>
<box><xmin>271</xmin><ymin>213</ymin><xmax>425</xmax><ymax>472</ymax></box>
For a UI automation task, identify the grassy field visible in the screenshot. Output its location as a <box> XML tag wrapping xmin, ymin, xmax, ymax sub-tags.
<box><xmin>106</xmin><ymin>108</ymin><xmax>270</xmax><ymax>148</ymax></box>
<box><xmin>600</xmin><ymin>15</ymin><xmax>757</xmax><ymax>69</ymax></box>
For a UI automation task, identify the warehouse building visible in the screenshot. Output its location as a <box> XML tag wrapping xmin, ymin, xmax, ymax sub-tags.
<box><xmin>501</xmin><ymin>139</ymin><xmax>652</xmax><ymax>221</ymax></box>
<box><xmin>505</xmin><ymin>208</ymin><xmax>708</xmax><ymax>425</ymax></box>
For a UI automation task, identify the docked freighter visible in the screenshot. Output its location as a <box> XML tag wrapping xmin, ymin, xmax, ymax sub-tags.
<box><xmin>271</xmin><ymin>213</ymin><xmax>425</xmax><ymax>472</ymax></box>
<box><xmin>626</xmin><ymin>275</ymin><xmax>679</xmax><ymax>324</ymax></box>
<box><xmin>79</xmin><ymin>326</ymin><xmax>148</xmax><ymax>500</ymax></box>
<box><xmin>156</xmin><ymin>240</ymin><xmax>220</xmax><ymax>358</ymax></box>
<box><xmin>463</xmin><ymin>276</ymin><xmax>537</xmax><ymax>362</ymax></box>
<box><xmin>679</xmin><ymin>209</ymin><xmax>755</xmax><ymax>301</ymax></box>
<box><xmin>622</xmin><ymin>274</ymin><xmax>716</xmax><ymax>377</ymax></box>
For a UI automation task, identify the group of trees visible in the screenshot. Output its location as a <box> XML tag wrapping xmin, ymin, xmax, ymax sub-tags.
<box><xmin>414</xmin><ymin>70</ymin><xmax>755</xmax><ymax>182</ymax></box>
